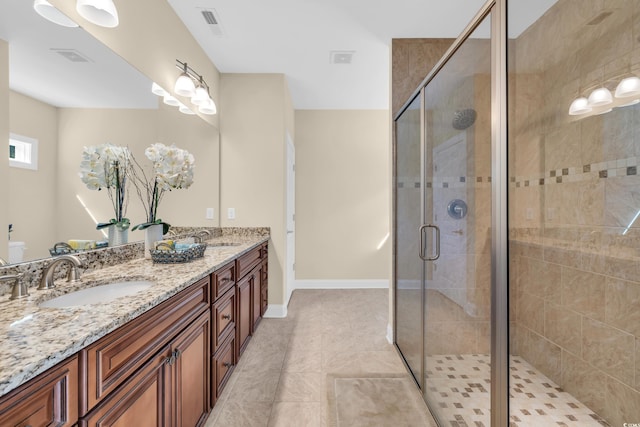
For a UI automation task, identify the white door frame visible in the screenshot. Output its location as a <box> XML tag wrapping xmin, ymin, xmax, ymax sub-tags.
<box><xmin>285</xmin><ymin>133</ymin><xmax>296</xmax><ymax>306</ymax></box>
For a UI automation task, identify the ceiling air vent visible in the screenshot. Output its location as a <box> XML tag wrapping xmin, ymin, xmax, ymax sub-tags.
<box><xmin>51</xmin><ymin>48</ymin><xmax>92</xmax><ymax>63</ymax></box>
<box><xmin>199</xmin><ymin>8</ymin><xmax>224</xmax><ymax>37</ymax></box>
<box><xmin>330</xmin><ymin>51</ymin><xmax>355</xmax><ymax>65</ymax></box>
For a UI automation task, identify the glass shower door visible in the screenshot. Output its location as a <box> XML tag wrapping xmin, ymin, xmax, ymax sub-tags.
<box><xmin>395</xmin><ymin>94</ymin><xmax>424</xmax><ymax>386</ymax></box>
<box><xmin>422</xmin><ymin>14</ymin><xmax>493</xmax><ymax>426</ymax></box>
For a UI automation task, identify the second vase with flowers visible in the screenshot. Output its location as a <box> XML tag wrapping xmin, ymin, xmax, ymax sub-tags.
<box><xmin>131</xmin><ymin>143</ymin><xmax>195</xmax><ymax>258</ymax></box>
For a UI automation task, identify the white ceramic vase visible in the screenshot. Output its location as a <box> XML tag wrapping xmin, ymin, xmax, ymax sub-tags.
<box><xmin>144</xmin><ymin>224</ymin><xmax>164</xmax><ymax>259</ymax></box>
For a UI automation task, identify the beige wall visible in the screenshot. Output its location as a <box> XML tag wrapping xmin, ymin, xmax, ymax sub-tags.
<box><xmin>9</xmin><ymin>91</ymin><xmax>58</xmax><ymax>260</ymax></box>
<box><xmin>56</xmin><ymin>104</ymin><xmax>219</xmax><ymax>244</ymax></box>
<box><xmin>0</xmin><ymin>39</ymin><xmax>8</xmax><ymax>261</ymax></box>
<box><xmin>48</xmin><ymin>0</ymin><xmax>220</xmax><ymax>129</ymax></box>
<box><xmin>295</xmin><ymin>110</ymin><xmax>390</xmax><ymax>280</ymax></box>
<box><xmin>220</xmin><ymin>74</ymin><xmax>291</xmax><ymax>306</ymax></box>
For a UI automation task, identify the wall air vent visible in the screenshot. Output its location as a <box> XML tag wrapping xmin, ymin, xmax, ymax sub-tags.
<box><xmin>330</xmin><ymin>51</ymin><xmax>355</xmax><ymax>65</ymax></box>
<box><xmin>51</xmin><ymin>48</ymin><xmax>92</xmax><ymax>63</ymax></box>
<box><xmin>199</xmin><ymin>8</ymin><xmax>224</xmax><ymax>37</ymax></box>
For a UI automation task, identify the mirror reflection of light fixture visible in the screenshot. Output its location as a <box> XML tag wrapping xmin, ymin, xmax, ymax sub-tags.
<box><xmin>587</xmin><ymin>87</ymin><xmax>613</xmax><ymax>107</ymax></box>
<box><xmin>76</xmin><ymin>0</ymin><xmax>119</xmax><ymax>28</ymax></box>
<box><xmin>568</xmin><ymin>97</ymin><xmax>592</xmax><ymax>115</ymax></box>
<box><xmin>151</xmin><ymin>82</ymin><xmax>168</xmax><ymax>97</ymax></box>
<box><xmin>178</xmin><ymin>103</ymin><xmax>196</xmax><ymax>115</ymax></box>
<box><xmin>163</xmin><ymin>94</ymin><xmax>180</xmax><ymax>106</ymax></box>
<box><xmin>33</xmin><ymin>0</ymin><xmax>79</xmax><ymax>27</ymax></box>
<box><xmin>615</xmin><ymin>76</ymin><xmax>640</xmax><ymax>99</ymax></box>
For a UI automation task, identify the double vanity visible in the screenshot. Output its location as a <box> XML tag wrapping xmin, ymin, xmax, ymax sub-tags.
<box><xmin>0</xmin><ymin>229</ymin><xmax>269</xmax><ymax>426</ymax></box>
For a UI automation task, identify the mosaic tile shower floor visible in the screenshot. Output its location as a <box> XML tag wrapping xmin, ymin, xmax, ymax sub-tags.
<box><xmin>425</xmin><ymin>354</ymin><xmax>610</xmax><ymax>427</ymax></box>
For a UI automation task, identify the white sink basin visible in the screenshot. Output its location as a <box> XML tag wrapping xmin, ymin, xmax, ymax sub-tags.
<box><xmin>40</xmin><ymin>281</ymin><xmax>155</xmax><ymax>308</ymax></box>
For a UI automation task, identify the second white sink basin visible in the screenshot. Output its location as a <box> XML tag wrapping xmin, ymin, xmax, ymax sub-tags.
<box><xmin>40</xmin><ymin>280</ymin><xmax>155</xmax><ymax>308</ymax></box>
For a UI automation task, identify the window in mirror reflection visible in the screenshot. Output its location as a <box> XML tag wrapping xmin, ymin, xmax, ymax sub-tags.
<box><xmin>9</xmin><ymin>133</ymin><xmax>38</xmax><ymax>170</ymax></box>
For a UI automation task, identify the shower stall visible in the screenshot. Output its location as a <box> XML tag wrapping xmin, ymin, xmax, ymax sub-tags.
<box><xmin>393</xmin><ymin>1</ymin><xmax>640</xmax><ymax>426</ymax></box>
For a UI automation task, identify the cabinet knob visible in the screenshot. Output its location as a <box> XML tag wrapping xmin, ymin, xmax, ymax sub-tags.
<box><xmin>173</xmin><ymin>349</ymin><xmax>181</xmax><ymax>359</ymax></box>
<box><xmin>222</xmin><ymin>314</ymin><xmax>231</xmax><ymax>320</ymax></box>
<box><xmin>223</xmin><ymin>362</ymin><xmax>233</xmax><ymax>368</ymax></box>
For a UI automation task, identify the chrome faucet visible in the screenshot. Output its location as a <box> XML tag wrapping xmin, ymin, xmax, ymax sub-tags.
<box><xmin>0</xmin><ymin>274</ymin><xmax>28</xmax><ymax>300</ymax></box>
<box><xmin>39</xmin><ymin>255</ymin><xmax>84</xmax><ymax>290</ymax></box>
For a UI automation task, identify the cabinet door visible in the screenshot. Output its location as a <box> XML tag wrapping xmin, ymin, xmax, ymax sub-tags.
<box><xmin>260</xmin><ymin>258</ymin><xmax>268</xmax><ymax>316</ymax></box>
<box><xmin>0</xmin><ymin>356</ymin><xmax>78</xmax><ymax>427</ymax></box>
<box><xmin>237</xmin><ymin>276</ymin><xmax>252</xmax><ymax>357</ymax></box>
<box><xmin>81</xmin><ymin>351</ymin><xmax>169</xmax><ymax>427</ymax></box>
<box><xmin>251</xmin><ymin>266</ymin><xmax>262</xmax><ymax>332</ymax></box>
<box><xmin>172</xmin><ymin>311</ymin><xmax>210</xmax><ymax>427</ymax></box>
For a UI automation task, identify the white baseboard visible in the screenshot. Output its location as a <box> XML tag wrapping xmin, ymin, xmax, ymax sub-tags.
<box><xmin>294</xmin><ymin>279</ymin><xmax>389</xmax><ymax>289</ymax></box>
<box><xmin>386</xmin><ymin>323</ymin><xmax>394</xmax><ymax>344</ymax></box>
<box><xmin>263</xmin><ymin>304</ymin><xmax>288</xmax><ymax>318</ymax></box>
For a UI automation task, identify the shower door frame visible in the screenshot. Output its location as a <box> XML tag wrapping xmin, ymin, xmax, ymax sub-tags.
<box><xmin>392</xmin><ymin>0</ymin><xmax>509</xmax><ymax>426</ymax></box>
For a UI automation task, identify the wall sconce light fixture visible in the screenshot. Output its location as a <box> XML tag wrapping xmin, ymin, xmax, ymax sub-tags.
<box><xmin>153</xmin><ymin>60</ymin><xmax>217</xmax><ymax>115</ymax></box>
<box><xmin>76</xmin><ymin>0</ymin><xmax>119</xmax><ymax>28</ymax></box>
<box><xmin>33</xmin><ymin>0</ymin><xmax>79</xmax><ymax>27</ymax></box>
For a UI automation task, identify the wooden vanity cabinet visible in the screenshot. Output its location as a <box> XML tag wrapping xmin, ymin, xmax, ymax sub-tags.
<box><xmin>0</xmin><ymin>356</ymin><xmax>78</xmax><ymax>427</ymax></box>
<box><xmin>236</xmin><ymin>272</ymin><xmax>252</xmax><ymax>357</ymax></box>
<box><xmin>81</xmin><ymin>311</ymin><xmax>210</xmax><ymax>427</ymax></box>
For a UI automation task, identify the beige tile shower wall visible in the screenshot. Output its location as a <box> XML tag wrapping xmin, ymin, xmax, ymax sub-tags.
<box><xmin>295</xmin><ymin>110</ymin><xmax>390</xmax><ymax>280</ymax></box>
<box><xmin>510</xmin><ymin>1</ymin><xmax>640</xmax><ymax>425</ymax></box>
<box><xmin>391</xmin><ymin>39</ymin><xmax>454</xmax><ymax>117</ymax></box>
<box><xmin>8</xmin><ymin>91</ymin><xmax>58</xmax><ymax>260</ymax></box>
<box><xmin>0</xmin><ymin>40</ymin><xmax>9</xmax><ymax>261</ymax></box>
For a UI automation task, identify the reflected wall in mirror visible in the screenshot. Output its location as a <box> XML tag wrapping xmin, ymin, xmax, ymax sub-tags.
<box><xmin>0</xmin><ymin>1</ymin><xmax>220</xmax><ymax>265</ymax></box>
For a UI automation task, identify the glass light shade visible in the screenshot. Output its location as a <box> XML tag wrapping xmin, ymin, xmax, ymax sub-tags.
<box><xmin>151</xmin><ymin>82</ymin><xmax>167</xmax><ymax>97</ymax></box>
<box><xmin>174</xmin><ymin>73</ymin><xmax>195</xmax><ymax>97</ymax></box>
<box><xmin>178</xmin><ymin>103</ymin><xmax>196</xmax><ymax>115</ymax></box>
<box><xmin>34</xmin><ymin>0</ymin><xmax>79</xmax><ymax>27</ymax></box>
<box><xmin>163</xmin><ymin>94</ymin><xmax>180</xmax><ymax>106</ymax></box>
<box><xmin>568</xmin><ymin>97</ymin><xmax>591</xmax><ymax>115</ymax></box>
<box><xmin>76</xmin><ymin>0</ymin><xmax>119</xmax><ymax>28</ymax></box>
<box><xmin>615</xmin><ymin>76</ymin><xmax>640</xmax><ymax>99</ymax></box>
<box><xmin>198</xmin><ymin>97</ymin><xmax>217</xmax><ymax>115</ymax></box>
<box><xmin>587</xmin><ymin>87</ymin><xmax>613</xmax><ymax>107</ymax></box>
<box><xmin>191</xmin><ymin>85</ymin><xmax>209</xmax><ymax>106</ymax></box>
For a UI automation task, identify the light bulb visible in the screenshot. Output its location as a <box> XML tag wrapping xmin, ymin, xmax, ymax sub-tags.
<box><xmin>163</xmin><ymin>94</ymin><xmax>180</xmax><ymax>106</ymax></box>
<box><xmin>174</xmin><ymin>73</ymin><xmax>195</xmax><ymax>97</ymax></box>
<box><xmin>199</xmin><ymin>97</ymin><xmax>217</xmax><ymax>115</ymax></box>
<box><xmin>34</xmin><ymin>0</ymin><xmax>79</xmax><ymax>27</ymax></box>
<box><xmin>76</xmin><ymin>0</ymin><xmax>119</xmax><ymax>28</ymax></box>
<box><xmin>587</xmin><ymin>87</ymin><xmax>613</xmax><ymax>107</ymax></box>
<box><xmin>568</xmin><ymin>97</ymin><xmax>591</xmax><ymax>115</ymax></box>
<box><xmin>615</xmin><ymin>76</ymin><xmax>640</xmax><ymax>99</ymax></box>
<box><xmin>151</xmin><ymin>82</ymin><xmax>167</xmax><ymax>97</ymax></box>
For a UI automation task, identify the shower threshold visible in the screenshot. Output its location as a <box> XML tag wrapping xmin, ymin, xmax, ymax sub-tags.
<box><xmin>425</xmin><ymin>354</ymin><xmax>609</xmax><ymax>426</ymax></box>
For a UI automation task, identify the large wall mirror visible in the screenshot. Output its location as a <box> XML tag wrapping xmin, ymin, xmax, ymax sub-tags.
<box><xmin>0</xmin><ymin>1</ymin><xmax>220</xmax><ymax>265</ymax></box>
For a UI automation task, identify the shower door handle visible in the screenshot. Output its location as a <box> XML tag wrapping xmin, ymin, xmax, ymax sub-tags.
<box><xmin>419</xmin><ymin>224</ymin><xmax>440</xmax><ymax>261</ymax></box>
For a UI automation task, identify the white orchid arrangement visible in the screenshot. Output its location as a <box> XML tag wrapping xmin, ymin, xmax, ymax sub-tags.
<box><xmin>79</xmin><ymin>143</ymin><xmax>131</xmax><ymax>230</ymax></box>
<box><xmin>131</xmin><ymin>143</ymin><xmax>195</xmax><ymax>233</ymax></box>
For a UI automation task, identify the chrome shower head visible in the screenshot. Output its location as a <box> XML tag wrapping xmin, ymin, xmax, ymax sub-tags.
<box><xmin>452</xmin><ymin>108</ymin><xmax>477</xmax><ymax>130</ymax></box>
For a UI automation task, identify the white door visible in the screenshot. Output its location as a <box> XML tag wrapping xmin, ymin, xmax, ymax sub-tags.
<box><xmin>286</xmin><ymin>135</ymin><xmax>296</xmax><ymax>305</ymax></box>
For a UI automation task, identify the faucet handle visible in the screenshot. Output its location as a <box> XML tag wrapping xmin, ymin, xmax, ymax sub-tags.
<box><xmin>0</xmin><ymin>274</ymin><xmax>28</xmax><ymax>300</ymax></box>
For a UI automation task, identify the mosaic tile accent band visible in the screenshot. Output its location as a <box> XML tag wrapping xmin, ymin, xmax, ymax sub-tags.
<box><xmin>425</xmin><ymin>354</ymin><xmax>610</xmax><ymax>427</ymax></box>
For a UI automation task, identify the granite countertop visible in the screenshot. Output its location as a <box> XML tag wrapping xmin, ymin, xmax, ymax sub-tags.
<box><xmin>0</xmin><ymin>234</ymin><xmax>268</xmax><ymax>398</ymax></box>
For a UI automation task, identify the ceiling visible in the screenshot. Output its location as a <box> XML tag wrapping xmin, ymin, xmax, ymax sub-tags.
<box><xmin>0</xmin><ymin>0</ymin><xmax>558</xmax><ymax>110</ymax></box>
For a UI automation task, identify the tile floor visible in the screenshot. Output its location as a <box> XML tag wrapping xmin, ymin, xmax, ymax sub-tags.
<box><xmin>203</xmin><ymin>289</ymin><xmax>437</xmax><ymax>427</ymax></box>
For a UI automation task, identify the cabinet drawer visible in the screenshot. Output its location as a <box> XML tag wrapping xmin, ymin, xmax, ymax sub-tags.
<box><xmin>0</xmin><ymin>356</ymin><xmax>78</xmax><ymax>427</ymax></box>
<box><xmin>82</xmin><ymin>277</ymin><xmax>210</xmax><ymax>414</ymax></box>
<box><xmin>212</xmin><ymin>333</ymin><xmax>236</xmax><ymax>406</ymax></box>
<box><xmin>212</xmin><ymin>261</ymin><xmax>235</xmax><ymax>301</ymax></box>
<box><xmin>212</xmin><ymin>286</ymin><xmax>236</xmax><ymax>354</ymax></box>
<box><xmin>236</xmin><ymin>246</ymin><xmax>262</xmax><ymax>280</ymax></box>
